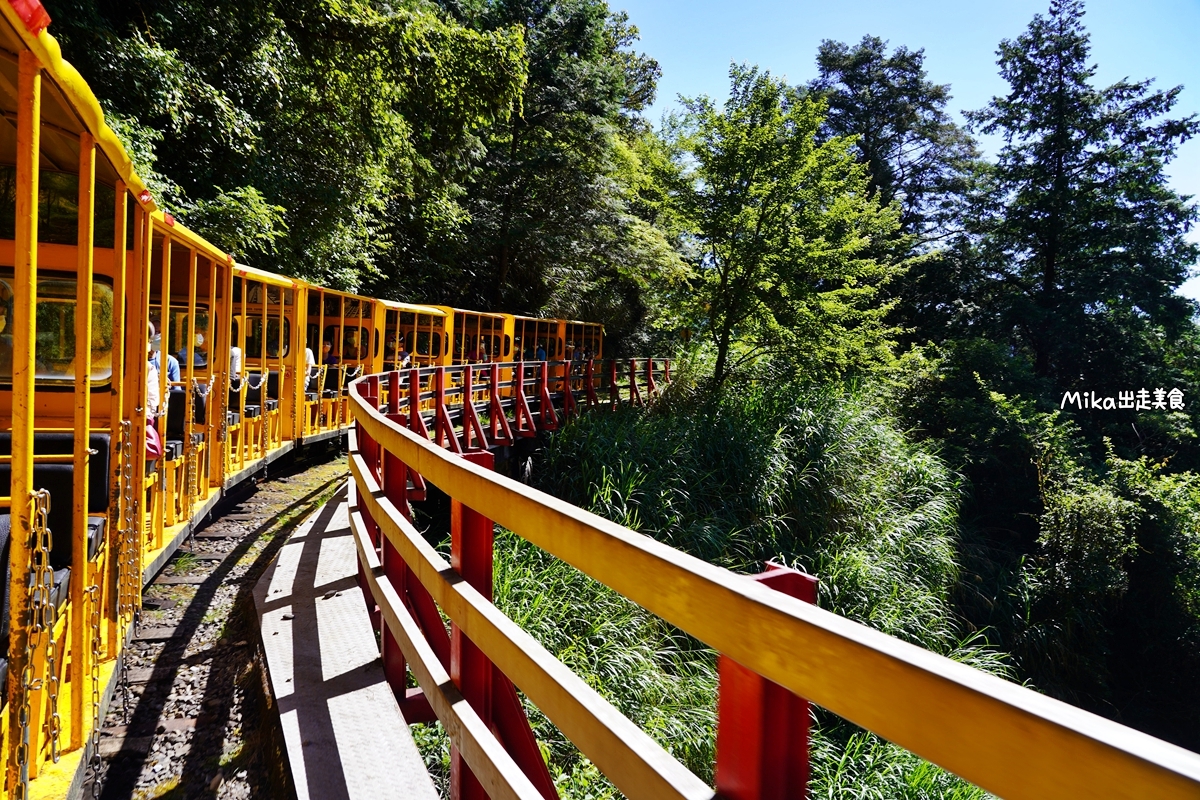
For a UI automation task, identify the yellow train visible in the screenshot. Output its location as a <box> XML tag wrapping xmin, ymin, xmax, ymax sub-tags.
<box><xmin>0</xmin><ymin>3</ymin><xmax>606</xmax><ymax>796</ymax></box>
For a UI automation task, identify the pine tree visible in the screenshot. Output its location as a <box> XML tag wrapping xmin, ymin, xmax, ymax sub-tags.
<box><xmin>965</xmin><ymin>0</ymin><xmax>1198</xmax><ymax>388</ymax></box>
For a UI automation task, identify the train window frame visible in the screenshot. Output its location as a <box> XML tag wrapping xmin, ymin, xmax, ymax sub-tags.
<box><xmin>0</xmin><ymin>268</ymin><xmax>116</xmax><ymax>389</ymax></box>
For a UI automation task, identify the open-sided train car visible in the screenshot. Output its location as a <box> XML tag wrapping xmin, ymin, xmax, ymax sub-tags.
<box><xmin>0</xmin><ymin>5</ymin><xmax>608</xmax><ymax>796</ymax></box>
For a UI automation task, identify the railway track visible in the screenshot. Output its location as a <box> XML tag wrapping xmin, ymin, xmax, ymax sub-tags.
<box><xmin>84</xmin><ymin>455</ymin><xmax>349</xmax><ymax>800</ymax></box>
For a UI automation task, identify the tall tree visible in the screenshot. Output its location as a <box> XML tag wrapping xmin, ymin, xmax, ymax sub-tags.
<box><xmin>44</xmin><ymin>0</ymin><xmax>526</xmax><ymax>288</ymax></box>
<box><xmin>808</xmin><ymin>36</ymin><xmax>977</xmax><ymax>244</ymax></box>
<box><xmin>963</xmin><ymin>0</ymin><xmax>1198</xmax><ymax>388</ymax></box>
<box><xmin>668</xmin><ymin>64</ymin><xmax>901</xmax><ymax>386</ymax></box>
<box><xmin>382</xmin><ymin>0</ymin><xmax>683</xmax><ymax>350</ymax></box>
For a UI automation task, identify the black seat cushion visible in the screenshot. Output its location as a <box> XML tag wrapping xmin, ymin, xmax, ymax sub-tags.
<box><xmin>265</xmin><ymin>399</ymin><xmax>279</xmax><ymax>412</ymax></box>
<box><xmin>323</xmin><ymin>367</ymin><xmax>341</xmax><ymax>394</ymax></box>
<box><xmin>243</xmin><ymin>405</ymin><xmax>261</xmax><ymax>419</ymax></box>
<box><xmin>267</xmin><ymin>370</ymin><xmax>280</xmax><ymax>402</ymax></box>
<box><xmin>190</xmin><ymin>432</ymin><xmax>204</xmax><ymax>446</ymax></box>
<box><xmin>305</xmin><ymin>392</ymin><xmax>318</xmax><ymax>403</ymax></box>
<box><xmin>86</xmin><ymin>517</ymin><xmax>104</xmax><ymax>561</ymax></box>
<box><xmin>165</xmin><ymin>440</ymin><xmax>184</xmax><ymax>461</ymax></box>
<box><xmin>0</xmin><ymin>432</ymin><xmax>112</xmax><ymax>516</ymax></box>
<box><xmin>227</xmin><ymin>411</ymin><xmax>240</xmax><ymax>427</ymax></box>
<box><xmin>166</xmin><ymin>387</ymin><xmax>187</xmax><ymax>437</ymax></box>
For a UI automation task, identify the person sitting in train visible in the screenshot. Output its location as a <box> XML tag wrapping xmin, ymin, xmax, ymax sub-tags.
<box><xmin>397</xmin><ymin>343</ymin><xmax>411</xmax><ymax>369</ymax></box>
<box><xmin>322</xmin><ymin>340</ymin><xmax>339</xmax><ymax>366</ymax></box>
<box><xmin>147</xmin><ymin>323</ymin><xmax>161</xmax><ymax>420</ymax></box>
<box><xmin>229</xmin><ymin>341</ymin><xmax>243</xmax><ymax>378</ymax></box>
<box><xmin>536</xmin><ymin>342</ymin><xmax>547</xmax><ymax>361</ymax></box>
<box><xmin>177</xmin><ymin>332</ymin><xmax>208</xmax><ymax>367</ymax></box>
<box><xmin>150</xmin><ymin>333</ymin><xmax>181</xmax><ymax>384</ymax></box>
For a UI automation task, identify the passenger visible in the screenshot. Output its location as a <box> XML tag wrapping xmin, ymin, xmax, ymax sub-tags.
<box><xmin>146</xmin><ymin>323</ymin><xmax>161</xmax><ymax>420</ymax></box>
<box><xmin>397</xmin><ymin>343</ymin><xmax>411</xmax><ymax>369</ymax></box>
<box><xmin>229</xmin><ymin>340</ymin><xmax>243</xmax><ymax>378</ymax></box>
<box><xmin>304</xmin><ymin>344</ymin><xmax>317</xmax><ymax>392</ymax></box>
<box><xmin>322</xmin><ymin>340</ymin><xmax>339</xmax><ymax>366</ymax></box>
<box><xmin>151</xmin><ymin>340</ymin><xmax>180</xmax><ymax>385</ymax></box>
<box><xmin>536</xmin><ymin>342</ymin><xmax>547</xmax><ymax>362</ymax></box>
<box><xmin>177</xmin><ymin>332</ymin><xmax>208</xmax><ymax>367</ymax></box>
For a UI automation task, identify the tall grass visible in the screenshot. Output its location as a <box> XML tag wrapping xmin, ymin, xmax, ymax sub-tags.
<box><xmin>521</xmin><ymin>373</ymin><xmax>1006</xmax><ymax>796</ymax></box>
<box><xmin>413</xmin><ymin>372</ymin><xmax>1006</xmax><ymax>797</ymax></box>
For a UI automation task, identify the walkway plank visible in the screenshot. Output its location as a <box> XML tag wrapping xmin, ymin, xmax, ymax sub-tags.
<box><xmin>253</xmin><ymin>482</ymin><xmax>438</xmax><ymax>800</ymax></box>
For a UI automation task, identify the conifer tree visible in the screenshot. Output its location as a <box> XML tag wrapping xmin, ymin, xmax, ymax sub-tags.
<box><xmin>965</xmin><ymin>0</ymin><xmax>1198</xmax><ymax>389</ymax></box>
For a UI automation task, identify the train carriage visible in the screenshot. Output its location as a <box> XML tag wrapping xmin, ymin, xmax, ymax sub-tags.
<box><xmin>0</xmin><ymin>2</ymin><xmax>611</xmax><ymax>796</ymax></box>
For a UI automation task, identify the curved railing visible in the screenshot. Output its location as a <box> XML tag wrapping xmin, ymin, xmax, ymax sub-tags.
<box><xmin>347</xmin><ymin>367</ymin><xmax>1200</xmax><ymax>800</ymax></box>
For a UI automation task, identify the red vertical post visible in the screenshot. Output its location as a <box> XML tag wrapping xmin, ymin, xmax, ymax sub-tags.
<box><xmin>645</xmin><ymin>358</ymin><xmax>658</xmax><ymax>397</ymax></box>
<box><xmin>381</xmin><ymin>371</ymin><xmax>409</xmax><ymax>694</ymax></box>
<box><xmin>629</xmin><ymin>358</ymin><xmax>642</xmax><ymax>405</ymax></box>
<box><xmin>537</xmin><ymin>360</ymin><xmax>557</xmax><ymax>430</ymax></box>
<box><xmin>715</xmin><ymin>564</ymin><xmax>818</xmax><ymax>800</ymax></box>
<box><xmin>663</xmin><ymin>359</ymin><xmax>671</xmax><ymax>383</ymax></box>
<box><xmin>584</xmin><ymin>358</ymin><xmax>598</xmax><ymax>407</ymax></box>
<box><xmin>450</xmin><ymin>450</ymin><xmax>496</xmax><ymax>800</ymax></box>
<box><xmin>608</xmin><ymin>358</ymin><xmax>619</xmax><ymax>407</ymax></box>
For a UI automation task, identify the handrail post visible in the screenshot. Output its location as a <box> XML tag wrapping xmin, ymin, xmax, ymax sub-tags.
<box><xmin>646</xmin><ymin>357</ymin><xmax>658</xmax><ymax>397</ymax></box>
<box><xmin>585</xmin><ymin>358</ymin><xmax>598</xmax><ymax>407</ymax></box>
<box><xmin>715</xmin><ymin>564</ymin><xmax>818</xmax><ymax>800</ymax></box>
<box><xmin>608</xmin><ymin>358</ymin><xmax>619</xmax><ymax>407</ymax></box>
<box><xmin>629</xmin><ymin>358</ymin><xmax>642</xmax><ymax>405</ymax></box>
<box><xmin>451</xmin><ymin>450</ymin><xmax>496</xmax><ymax>800</ymax></box>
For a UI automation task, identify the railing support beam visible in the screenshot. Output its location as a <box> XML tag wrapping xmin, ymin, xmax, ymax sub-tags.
<box><xmin>715</xmin><ymin>564</ymin><xmax>818</xmax><ymax>800</ymax></box>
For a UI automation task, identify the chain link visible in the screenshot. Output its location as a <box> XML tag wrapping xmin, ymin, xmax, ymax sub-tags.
<box><xmin>34</xmin><ymin>489</ymin><xmax>63</xmax><ymax>763</ymax></box>
<box><xmin>85</xmin><ymin>583</ymin><xmax>103</xmax><ymax>797</ymax></box>
<box><xmin>15</xmin><ymin>489</ymin><xmax>52</xmax><ymax>799</ymax></box>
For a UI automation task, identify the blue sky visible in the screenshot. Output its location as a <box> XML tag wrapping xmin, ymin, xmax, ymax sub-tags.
<box><xmin>615</xmin><ymin>0</ymin><xmax>1200</xmax><ymax>296</ymax></box>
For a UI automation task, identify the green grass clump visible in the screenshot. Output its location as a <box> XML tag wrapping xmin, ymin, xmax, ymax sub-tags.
<box><xmin>527</xmin><ymin>374</ymin><xmax>1003</xmax><ymax>796</ymax></box>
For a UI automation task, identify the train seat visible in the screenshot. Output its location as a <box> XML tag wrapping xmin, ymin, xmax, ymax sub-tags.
<box><xmin>266</xmin><ymin>371</ymin><xmax>280</xmax><ymax>412</ymax></box>
<box><xmin>0</xmin><ymin>433</ymin><xmax>111</xmax><ymax>569</ymax></box>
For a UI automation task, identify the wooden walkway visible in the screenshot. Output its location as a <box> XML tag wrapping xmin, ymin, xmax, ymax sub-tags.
<box><xmin>253</xmin><ymin>483</ymin><xmax>438</xmax><ymax>800</ymax></box>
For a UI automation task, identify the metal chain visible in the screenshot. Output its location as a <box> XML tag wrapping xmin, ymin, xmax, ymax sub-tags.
<box><xmin>85</xmin><ymin>583</ymin><xmax>103</xmax><ymax>797</ymax></box>
<box><xmin>14</xmin><ymin>489</ymin><xmax>52</xmax><ymax>800</ymax></box>
<box><xmin>35</xmin><ymin>490</ymin><xmax>62</xmax><ymax>763</ymax></box>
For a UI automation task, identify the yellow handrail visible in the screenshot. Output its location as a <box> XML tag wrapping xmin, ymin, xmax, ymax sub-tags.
<box><xmin>348</xmin><ymin>379</ymin><xmax>1200</xmax><ymax>800</ymax></box>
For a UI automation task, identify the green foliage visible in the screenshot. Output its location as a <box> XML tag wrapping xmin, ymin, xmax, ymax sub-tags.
<box><xmin>535</xmin><ymin>370</ymin><xmax>1005</xmax><ymax>795</ymax></box>
<box><xmin>808</xmin><ymin>36</ymin><xmax>978</xmax><ymax>244</ymax></box>
<box><xmin>960</xmin><ymin>0</ymin><xmax>1198</xmax><ymax>386</ymax></box>
<box><xmin>380</xmin><ymin>0</ymin><xmax>682</xmax><ymax>354</ymax></box>
<box><xmin>665</xmin><ymin>64</ymin><xmax>903</xmax><ymax>386</ymax></box>
<box><xmin>46</xmin><ymin>0</ymin><xmax>527</xmax><ymax>288</ymax></box>
<box><xmin>185</xmin><ymin>187</ymin><xmax>287</xmax><ymax>257</ymax></box>
<box><xmin>809</xmin><ymin>728</ymin><xmax>988</xmax><ymax>800</ymax></box>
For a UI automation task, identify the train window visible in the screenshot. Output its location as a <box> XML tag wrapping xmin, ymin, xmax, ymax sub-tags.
<box><xmin>265</xmin><ymin>318</ymin><xmax>290</xmax><ymax>358</ymax></box>
<box><xmin>0</xmin><ymin>274</ymin><xmax>115</xmax><ymax>385</ymax></box>
<box><xmin>170</xmin><ymin>308</ymin><xmax>211</xmax><ymax>368</ymax></box>
<box><xmin>504</xmin><ymin>335</ymin><xmax>511</xmax><ymax>358</ymax></box>
<box><xmin>323</xmin><ymin>325</ymin><xmax>341</xmax><ymax>359</ymax></box>
<box><xmin>342</xmin><ymin>327</ymin><xmax>361</xmax><ymax>360</ymax></box>
<box><xmin>0</xmin><ymin>167</ymin><xmax>117</xmax><ymax>245</ymax></box>
<box><xmin>245</xmin><ymin>318</ymin><xmax>264</xmax><ymax>358</ymax></box>
<box><xmin>412</xmin><ymin>331</ymin><xmax>442</xmax><ymax>357</ymax></box>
